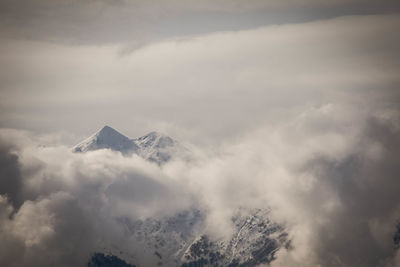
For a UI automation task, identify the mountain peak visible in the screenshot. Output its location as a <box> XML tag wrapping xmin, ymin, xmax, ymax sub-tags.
<box><xmin>96</xmin><ymin>125</ymin><xmax>127</xmax><ymax>140</ymax></box>
<box><xmin>73</xmin><ymin>126</ymin><xmax>183</xmax><ymax>165</ymax></box>
<box><xmin>98</xmin><ymin>125</ymin><xmax>114</xmax><ymax>133</ymax></box>
<box><xmin>131</xmin><ymin>132</ymin><xmax>177</xmax><ymax>164</ymax></box>
<box><xmin>134</xmin><ymin>131</ymin><xmax>175</xmax><ymax>149</ymax></box>
<box><xmin>73</xmin><ymin>125</ymin><xmax>137</xmax><ymax>154</ymax></box>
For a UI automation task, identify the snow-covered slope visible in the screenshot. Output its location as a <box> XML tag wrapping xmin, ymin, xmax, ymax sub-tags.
<box><xmin>73</xmin><ymin>126</ymin><xmax>181</xmax><ymax>164</ymax></box>
<box><xmin>73</xmin><ymin>126</ymin><xmax>138</xmax><ymax>155</ymax></box>
<box><xmin>181</xmin><ymin>208</ymin><xmax>288</xmax><ymax>267</ymax></box>
<box><xmin>132</xmin><ymin>131</ymin><xmax>178</xmax><ymax>164</ymax></box>
<box><xmin>99</xmin><ymin>208</ymin><xmax>288</xmax><ymax>267</ymax></box>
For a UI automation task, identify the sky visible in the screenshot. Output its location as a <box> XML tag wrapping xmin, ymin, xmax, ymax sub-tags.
<box><xmin>0</xmin><ymin>0</ymin><xmax>399</xmax><ymax>144</ymax></box>
<box><xmin>0</xmin><ymin>1</ymin><xmax>400</xmax><ymax>266</ymax></box>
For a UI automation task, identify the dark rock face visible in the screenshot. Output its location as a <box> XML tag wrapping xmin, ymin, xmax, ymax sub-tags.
<box><xmin>87</xmin><ymin>253</ymin><xmax>136</xmax><ymax>267</ymax></box>
<box><xmin>182</xmin><ymin>235</ymin><xmax>282</xmax><ymax>267</ymax></box>
<box><xmin>182</xmin><ymin>235</ymin><xmax>224</xmax><ymax>267</ymax></box>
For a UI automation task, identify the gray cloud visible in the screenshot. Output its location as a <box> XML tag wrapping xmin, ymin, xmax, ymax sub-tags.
<box><xmin>0</xmin><ymin>143</ymin><xmax>23</xmax><ymax>209</ymax></box>
<box><xmin>0</xmin><ymin>99</ymin><xmax>400</xmax><ymax>266</ymax></box>
<box><xmin>0</xmin><ymin>130</ymin><xmax>194</xmax><ymax>266</ymax></box>
<box><xmin>0</xmin><ymin>0</ymin><xmax>399</xmax><ymax>45</ymax></box>
<box><xmin>0</xmin><ymin>14</ymin><xmax>399</xmax><ymax>145</ymax></box>
<box><xmin>291</xmin><ymin>117</ymin><xmax>400</xmax><ymax>266</ymax></box>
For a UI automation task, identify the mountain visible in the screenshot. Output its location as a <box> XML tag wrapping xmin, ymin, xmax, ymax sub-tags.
<box><xmin>76</xmin><ymin>126</ymin><xmax>289</xmax><ymax>266</ymax></box>
<box><xmin>132</xmin><ymin>131</ymin><xmax>178</xmax><ymax>164</ymax></box>
<box><xmin>73</xmin><ymin>126</ymin><xmax>181</xmax><ymax>164</ymax></box>
<box><xmin>96</xmin><ymin>209</ymin><xmax>288</xmax><ymax>267</ymax></box>
<box><xmin>181</xmin><ymin>208</ymin><xmax>288</xmax><ymax>267</ymax></box>
<box><xmin>88</xmin><ymin>253</ymin><xmax>136</xmax><ymax>267</ymax></box>
<box><xmin>73</xmin><ymin>126</ymin><xmax>138</xmax><ymax>155</ymax></box>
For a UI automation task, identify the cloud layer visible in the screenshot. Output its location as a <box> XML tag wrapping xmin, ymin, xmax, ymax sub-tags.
<box><xmin>0</xmin><ymin>132</ymin><xmax>194</xmax><ymax>266</ymax></box>
<box><xmin>1</xmin><ymin>96</ymin><xmax>400</xmax><ymax>266</ymax></box>
<box><xmin>1</xmin><ymin>14</ymin><xmax>399</xmax><ymax>145</ymax></box>
<box><xmin>1</xmin><ymin>0</ymin><xmax>399</xmax><ymax>44</ymax></box>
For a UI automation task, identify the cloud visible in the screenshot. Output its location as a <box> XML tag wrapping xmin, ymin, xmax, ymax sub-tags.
<box><xmin>162</xmin><ymin>102</ymin><xmax>400</xmax><ymax>266</ymax></box>
<box><xmin>0</xmin><ymin>96</ymin><xmax>400</xmax><ymax>266</ymax></box>
<box><xmin>0</xmin><ymin>143</ymin><xmax>23</xmax><ymax>209</ymax></box>
<box><xmin>270</xmin><ymin>116</ymin><xmax>400</xmax><ymax>267</ymax></box>
<box><xmin>0</xmin><ymin>130</ymin><xmax>195</xmax><ymax>266</ymax></box>
<box><xmin>1</xmin><ymin>0</ymin><xmax>399</xmax><ymax>44</ymax></box>
<box><xmin>1</xmin><ymin>14</ymin><xmax>399</xmax><ymax>144</ymax></box>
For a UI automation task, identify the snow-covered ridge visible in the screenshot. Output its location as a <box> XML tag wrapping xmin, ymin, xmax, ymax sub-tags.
<box><xmin>99</xmin><ymin>208</ymin><xmax>288</xmax><ymax>267</ymax></box>
<box><xmin>73</xmin><ymin>126</ymin><xmax>181</xmax><ymax>164</ymax></box>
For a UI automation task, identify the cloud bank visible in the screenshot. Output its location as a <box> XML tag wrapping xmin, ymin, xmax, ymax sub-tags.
<box><xmin>0</xmin><ymin>131</ymin><xmax>194</xmax><ymax>266</ymax></box>
<box><xmin>1</xmin><ymin>97</ymin><xmax>400</xmax><ymax>266</ymax></box>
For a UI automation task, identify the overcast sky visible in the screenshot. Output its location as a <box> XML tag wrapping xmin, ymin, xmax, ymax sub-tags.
<box><xmin>0</xmin><ymin>0</ymin><xmax>399</xmax><ymax>144</ymax></box>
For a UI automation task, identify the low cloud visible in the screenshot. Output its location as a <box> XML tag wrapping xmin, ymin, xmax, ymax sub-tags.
<box><xmin>0</xmin><ymin>132</ymin><xmax>193</xmax><ymax>266</ymax></box>
<box><xmin>2</xmin><ymin>97</ymin><xmax>400</xmax><ymax>266</ymax></box>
